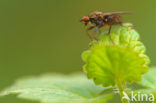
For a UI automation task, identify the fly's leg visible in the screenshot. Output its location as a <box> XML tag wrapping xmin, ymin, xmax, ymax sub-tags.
<box><xmin>92</xmin><ymin>27</ymin><xmax>98</xmax><ymax>40</ymax></box>
<box><xmin>108</xmin><ymin>24</ymin><xmax>112</xmax><ymax>34</ymax></box>
<box><xmin>117</xmin><ymin>17</ymin><xmax>123</xmax><ymax>26</ymax></box>
<box><xmin>86</xmin><ymin>26</ymin><xmax>95</xmax><ymax>40</ymax></box>
<box><xmin>108</xmin><ymin>24</ymin><xmax>115</xmax><ymax>44</ymax></box>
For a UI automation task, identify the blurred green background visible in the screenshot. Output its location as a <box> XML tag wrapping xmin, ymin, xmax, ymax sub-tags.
<box><xmin>0</xmin><ymin>0</ymin><xmax>156</xmax><ymax>102</ymax></box>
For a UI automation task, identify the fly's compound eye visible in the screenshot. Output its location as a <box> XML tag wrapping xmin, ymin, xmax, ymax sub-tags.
<box><xmin>80</xmin><ymin>16</ymin><xmax>90</xmax><ymax>22</ymax></box>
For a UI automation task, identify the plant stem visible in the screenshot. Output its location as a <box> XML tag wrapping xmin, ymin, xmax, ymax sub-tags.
<box><xmin>116</xmin><ymin>80</ymin><xmax>129</xmax><ymax>103</ymax></box>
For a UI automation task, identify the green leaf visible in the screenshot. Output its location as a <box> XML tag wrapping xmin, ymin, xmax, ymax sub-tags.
<box><xmin>82</xmin><ymin>24</ymin><xmax>150</xmax><ymax>87</ymax></box>
<box><xmin>0</xmin><ymin>73</ymin><xmax>113</xmax><ymax>103</ymax></box>
<box><xmin>140</xmin><ymin>67</ymin><xmax>156</xmax><ymax>89</ymax></box>
<box><xmin>125</xmin><ymin>67</ymin><xmax>156</xmax><ymax>102</ymax></box>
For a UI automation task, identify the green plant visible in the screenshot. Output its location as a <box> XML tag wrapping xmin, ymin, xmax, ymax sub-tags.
<box><xmin>82</xmin><ymin>24</ymin><xmax>151</xmax><ymax>103</ymax></box>
<box><xmin>0</xmin><ymin>24</ymin><xmax>156</xmax><ymax>103</ymax></box>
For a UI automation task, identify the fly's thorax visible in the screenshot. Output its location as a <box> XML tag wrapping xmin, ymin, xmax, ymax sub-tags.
<box><xmin>89</xmin><ymin>16</ymin><xmax>104</xmax><ymax>26</ymax></box>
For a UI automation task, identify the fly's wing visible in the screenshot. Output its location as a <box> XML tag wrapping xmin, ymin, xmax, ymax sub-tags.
<box><xmin>102</xmin><ymin>11</ymin><xmax>132</xmax><ymax>16</ymax></box>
